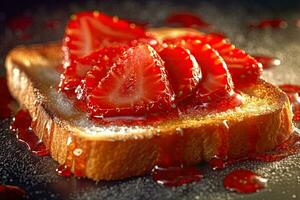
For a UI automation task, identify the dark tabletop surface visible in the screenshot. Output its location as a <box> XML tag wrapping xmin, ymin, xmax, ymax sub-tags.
<box><xmin>0</xmin><ymin>0</ymin><xmax>300</xmax><ymax>199</ymax></box>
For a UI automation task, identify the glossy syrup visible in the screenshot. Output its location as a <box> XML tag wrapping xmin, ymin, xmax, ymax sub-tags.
<box><xmin>0</xmin><ymin>184</ymin><xmax>27</xmax><ymax>200</ymax></box>
<box><xmin>249</xmin><ymin>19</ymin><xmax>288</xmax><ymax>29</ymax></box>
<box><xmin>279</xmin><ymin>84</ymin><xmax>300</xmax><ymax>121</ymax></box>
<box><xmin>165</xmin><ymin>12</ymin><xmax>210</xmax><ymax>28</ymax></box>
<box><xmin>208</xmin><ymin>121</ymin><xmax>230</xmax><ymax>170</ymax></box>
<box><xmin>152</xmin><ymin>166</ymin><xmax>203</xmax><ymax>187</ymax></box>
<box><xmin>10</xmin><ymin>110</ymin><xmax>49</xmax><ymax>156</ymax></box>
<box><xmin>209</xmin><ymin>129</ymin><xmax>300</xmax><ymax>169</ymax></box>
<box><xmin>252</xmin><ymin>55</ymin><xmax>281</xmax><ymax>69</ymax></box>
<box><xmin>0</xmin><ymin>77</ymin><xmax>14</xmax><ymax>119</ymax></box>
<box><xmin>223</xmin><ymin>169</ymin><xmax>267</xmax><ymax>193</ymax></box>
<box><xmin>151</xmin><ymin>129</ymin><xmax>203</xmax><ymax>187</ymax></box>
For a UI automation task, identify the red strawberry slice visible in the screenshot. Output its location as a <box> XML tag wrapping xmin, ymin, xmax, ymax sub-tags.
<box><xmin>59</xmin><ymin>59</ymin><xmax>90</xmax><ymax>91</ymax></box>
<box><xmin>164</xmin><ymin>34</ymin><xmax>262</xmax><ymax>87</ymax></box>
<box><xmin>188</xmin><ymin>42</ymin><xmax>233</xmax><ymax>101</ymax></box>
<box><xmin>59</xmin><ymin>46</ymin><xmax>125</xmax><ymax>92</ymax></box>
<box><xmin>159</xmin><ymin>46</ymin><xmax>202</xmax><ymax>101</ymax></box>
<box><xmin>87</xmin><ymin>44</ymin><xmax>175</xmax><ymax>117</ymax></box>
<box><xmin>63</xmin><ymin>11</ymin><xmax>147</xmax><ymax>61</ymax></box>
<box><xmin>76</xmin><ymin>46</ymin><xmax>126</xmax><ymax>100</ymax></box>
<box><xmin>162</xmin><ymin>39</ymin><xmax>233</xmax><ymax>102</ymax></box>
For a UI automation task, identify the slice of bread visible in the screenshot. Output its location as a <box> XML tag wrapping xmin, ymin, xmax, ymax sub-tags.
<box><xmin>5</xmin><ymin>28</ymin><xmax>293</xmax><ymax>180</ymax></box>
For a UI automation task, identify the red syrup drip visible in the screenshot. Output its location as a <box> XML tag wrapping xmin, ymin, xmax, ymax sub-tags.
<box><xmin>165</xmin><ymin>12</ymin><xmax>211</xmax><ymax>28</ymax></box>
<box><xmin>10</xmin><ymin>109</ymin><xmax>49</xmax><ymax>156</ymax></box>
<box><xmin>0</xmin><ymin>77</ymin><xmax>14</xmax><ymax>119</ymax></box>
<box><xmin>252</xmin><ymin>55</ymin><xmax>281</xmax><ymax>69</ymax></box>
<box><xmin>223</xmin><ymin>169</ymin><xmax>267</xmax><ymax>193</ymax></box>
<box><xmin>254</xmin><ymin>133</ymin><xmax>300</xmax><ymax>162</ymax></box>
<box><xmin>56</xmin><ymin>164</ymin><xmax>72</xmax><ymax>177</ymax></box>
<box><xmin>151</xmin><ymin>166</ymin><xmax>203</xmax><ymax>187</ymax></box>
<box><xmin>151</xmin><ymin>130</ymin><xmax>203</xmax><ymax>187</ymax></box>
<box><xmin>0</xmin><ymin>184</ymin><xmax>27</xmax><ymax>200</ymax></box>
<box><xmin>279</xmin><ymin>84</ymin><xmax>300</xmax><ymax>121</ymax></box>
<box><xmin>209</xmin><ymin>132</ymin><xmax>300</xmax><ymax>171</ymax></box>
<box><xmin>249</xmin><ymin>19</ymin><xmax>288</xmax><ymax>29</ymax></box>
<box><xmin>209</xmin><ymin>157</ymin><xmax>226</xmax><ymax>170</ymax></box>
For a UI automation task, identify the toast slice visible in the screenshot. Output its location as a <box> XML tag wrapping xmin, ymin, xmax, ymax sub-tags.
<box><xmin>5</xmin><ymin>28</ymin><xmax>293</xmax><ymax>180</ymax></box>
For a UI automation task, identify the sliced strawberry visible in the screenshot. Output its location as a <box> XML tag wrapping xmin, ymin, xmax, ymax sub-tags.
<box><xmin>63</xmin><ymin>11</ymin><xmax>147</xmax><ymax>61</ymax></box>
<box><xmin>159</xmin><ymin>46</ymin><xmax>201</xmax><ymax>101</ymax></box>
<box><xmin>60</xmin><ymin>46</ymin><xmax>125</xmax><ymax>92</ymax></box>
<box><xmin>87</xmin><ymin>44</ymin><xmax>175</xmax><ymax>118</ymax></box>
<box><xmin>164</xmin><ymin>34</ymin><xmax>262</xmax><ymax>87</ymax></box>
<box><xmin>59</xmin><ymin>59</ymin><xmax>90</xmax><ymax>91</ymax></box>
<box><xmin>162</xmin><ymin>39</ymin><xmax>233</xmax><ymax>102</ymax></box>
<box><xmin>188</xmin><ymin>42</ymin><xmax>233</xmax><ymax>101</ymax></box>
<box><xmin>75</xmin><ymin>46</ymin><xmax>126</xmax><ymax>100</ymax></box>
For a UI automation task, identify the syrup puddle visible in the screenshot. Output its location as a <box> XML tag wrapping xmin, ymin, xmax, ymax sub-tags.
<box><xmin>223</xmin><ymin>169</ymin><xmax>267</xmax><ymax>193</ymax></box>
<box><xmin>10</xmin><ymin>109</ymin><xmax>49</xmax><ymax>156</ymax></box>
<box><xmin>151</xmin><ymin>166</ymin><xmax>203</xmax><ymax>187</ymax></box>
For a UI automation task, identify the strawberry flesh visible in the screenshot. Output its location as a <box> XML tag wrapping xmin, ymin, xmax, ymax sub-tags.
<box><xmin>159</xmin><ymin>46</ymin><xmax>202</xmax><ymax>101</ymax></box>
<box><xmin>87</xmin><ymin>44</ymin><xmax>175</xmax><ymax>118</ymax></box>
<box><xmin>63</xmin><ymin>11</ymin><xmax>147</xmax><ymax>62</ymax></box>
<box><xmin>164</xmin><ymin>34</ymin><xmax>262</xmax><ymax>87</ymax></box>
<box><xmin>75</xmin><ymin>46</ymin><xmax>126</xmax><ymax>100</ymax></box>
<box><xmin>163</xmin><ymin>39</ymin><xmax>234</xmax><ymax>103</ymax></box>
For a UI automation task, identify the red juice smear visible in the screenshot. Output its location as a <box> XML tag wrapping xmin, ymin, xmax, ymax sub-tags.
<box><xmin>252</xmin><ymin>55</ymin><xmax>281</xmax><ymax>69</ymax></box>
<box><xmin>151</xmin><ymin>166</ymin><xmax>203</xmax><ymax>187</ymax></box>
<box><xmin>10</xmin><ymin>109</ymin><xmax>49</xmax><ymax>156</ymax></box>
<box><xmin>253</xmin><ymin>133</ymin><xmax>300</xmax><ymax>162</ymax></box>
<box><xmin>56</xmin><ymin>164</ymin><xmax>72</xmax><ymax>177</ymax></box>
<box><xmin>0</xmin><ymin>184</ymin><xmax>27</xmax><ymax>200</ymax></box>
<box><xmin>249</xmin><ymin>19</ymin><xmax>288</xmax><ymax>29</ymax></box>
<box><xmin>224</xmin><ymin>169</ymin><xmax>267</xmax><ymax>193</ymax></box>
<box><xmin>209</xmin><ymin>130</ymin><xmax>300</xmax><ymax>171</ymax></box>
<box><xmin>279</xmin><ymin>84</ymin><xmax>300</xmax><ymax>121</ymax></box>
<box><xmin>165</xmin><ymin>12</ymin><xmax>210</xmax><ymax>28</ymax></box>
<box><xmin>0</xmin><ymin>77</ymin><xmax>14</xmax><ymax>119</ymax></box>
<box><xmin>152</xmin><ymin>132</ymin><xmax>203</xmax><ymax>187</ymax></box>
